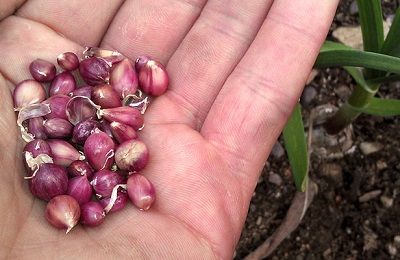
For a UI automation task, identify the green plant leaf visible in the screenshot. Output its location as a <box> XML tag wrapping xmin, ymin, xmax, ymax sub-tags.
<box><xmin>351</xmin><ymin>97</ymin><xmax>400</xmax><ymax>117</ymax></box>
<box><xmin>357</xmin><ymin>0</ymin><xmax>384</xmax><ymax>53</ymax></box>
<box><xmin>365</xmin><ymin>74</ymin><xmax>400</xmax><ymax>85</ymax></box>
<box><xmin>381</xmin><ymin>7</ymin><xmax>400</xmax><ymax>56</ymax></box>
<box><xmin>319</xmin><ymin>40</ymin><xmax>355</xmax><ymax>52</ymax></box>
<box><xmin>343</xmin><ymin>66</ymin><xmax>373</xmax><ymax>93</ymax></box>
<box><xmin>315</xmin><ymin>50</ymin><xmax>400</xmax><ymax>76</ymax></box>
<box><xmin>282</xmin><ymin>103</ymin><xmax>308</xmax><ymax>192</ymax></box>
<box><xmin>357</xmin><ymin>0</ymin><xmax>384</xmax><ymax>79</ymax></box>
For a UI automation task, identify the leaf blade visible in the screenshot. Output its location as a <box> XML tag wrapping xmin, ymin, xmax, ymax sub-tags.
<box><xmin>282</xmin><ymin>103</ymin><xmax>308</xmax><ymax>192</ymax></box>
<box><xmin>352</xmin><ymin>97</ymin><xmax>400</xmax><ymax>117</ymax></box>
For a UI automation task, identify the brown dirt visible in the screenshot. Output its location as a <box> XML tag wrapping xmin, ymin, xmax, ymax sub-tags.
<box><xmin>234</xmin><ymin>1</ymin><xmax>400</xmax><ymax>259</ymax></box>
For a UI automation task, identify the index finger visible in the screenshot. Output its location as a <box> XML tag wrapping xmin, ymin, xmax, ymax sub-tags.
<box><xmin>202</xmin><ymin>0</ymin><xmax>339</xmax><ymax>186</ymax></box>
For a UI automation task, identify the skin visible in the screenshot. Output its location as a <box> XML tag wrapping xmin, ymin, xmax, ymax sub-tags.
<box><xmin>0</xmin><ymin>0</ymin><xmax>338</xmax><ymax>259</ymax></box>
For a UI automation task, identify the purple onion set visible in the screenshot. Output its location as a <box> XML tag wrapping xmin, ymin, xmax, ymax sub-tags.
<box><xmin>13</xmin><ymin>47</ymin><xmax>168</xmax><ymax>233</ymax></box>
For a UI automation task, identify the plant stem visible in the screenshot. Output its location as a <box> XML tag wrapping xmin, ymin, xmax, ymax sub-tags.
<box><xmin>325</xmin><ymin>83</ymin><xmax>377</xmax><ymax>135</ymax></box>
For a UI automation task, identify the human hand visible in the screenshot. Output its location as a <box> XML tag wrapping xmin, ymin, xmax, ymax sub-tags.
<box><xmin>0</xmin><ymin>0</ymin><xmax>338</xmax><ymax>259</ymax></box>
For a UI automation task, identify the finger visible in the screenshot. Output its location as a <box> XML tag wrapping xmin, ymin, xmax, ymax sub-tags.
<box><xmin>16</xmin><ymin>0</ymin><xmax>124</xmax><ymax>46</ymax></box>
<box><xmin>146</xmin><ymin>0</ymin><xmax>274</xmax><ymax>130</ymax></box>
<box><xmin>202</xmin><ymin>0</ymin><xmax>339</xmax><ymax>186</ymax></box>
<box><xmin>0</xmin><ymin>16</ymin><xmax>83</xmax><ymax>83</ymax></box>
<box><xmin>101</xmin><ymin>0</ymin><xmax>207</xmax><ymax>62</ymax></box>
<box><xmin>0</xmin><ymin>0</ymin><xmax>26</xmax><ymax>21</ymax></box>
<box><xmin>0</xmin><ymin>73</ymin><xmax>32</xmax><ymax>252</ymax></box>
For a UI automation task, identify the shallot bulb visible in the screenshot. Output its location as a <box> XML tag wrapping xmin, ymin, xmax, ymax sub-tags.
<box><xmin>127</xmin><ymin>173</ymin><xmax>155</xmax><ymax>210</ymax></box>
<box><xmin>115</xmin><ymin>139</ymin><xmax>149</xmax><ymax>172</ymax></box>
<box><xmin>23</xmin><ymin>139</ymin><xmax>53</xmax><ymax>175</ymax></box>
<box><xmin>13</xmin><ymin>79</ymin><xmax>46</xmax><ymax>109</ymax></box>
<box><xmin>57</xmin><ymin>52</ymin><xmax>79</xmax><ymax>71</ymax></box>
<box><xmin>67</xmin><ymin>175</ymin><xmax>93</xmax><ymax>205</ymax></box>
<box><xmin>28</xmin><ymin>163</ymin><xmax>68</xmax><ymax>201</ymax></box>
<box><xmin>43</xmin><ymin>118</ymin><xmax>73</xmax><ymax>139</ymax></box>
<box><xmin>83</xmin><ymin>128</ymin><xmax>115</xmax><ymax>171</ymax></box>
<box><xmin>28</xmin><ymin>117</ymin><xmax>48</xmax><ymax>140</ymax></box>
<box><xmin>90</xmin><ymin>169</ymin><xmax>126</xmax><ymax>198</ymax></box>
<box><xmin>109</xmin><ymin>121</ymin><xmax>138</xmax><ymax>144</ymax></box>
<box><xmin>29</xmin><ymin>58</ymin><xmax>56</xmax><ymax>82</ymax></box>
<box><xmin>100</xmin><ymin>106</ymin><xmax>144</xmax><ymax>130</ymax></box>
<box><xmin>80</xmin><ymin>201</ymin><xmax>105</xmax><ymax>227</ymax></box>
<box><xmin>13</xmin><ymin>48</ymin><xmax>169</xmax><ymax>232</ymax></box>
<box><xmin>49</xmin><ymin>71</ymin><xmax>76</xmax><ymax>96</ymax></box>
<box><xmin>110</xmin><ymin>58</ymin><xmax>138</xmax><ymax>99</ymax></box>
<box><xmin>42</xmin><ymin>94</ymin><xmax>71</xmax><ymax>120</ymax></box>
<box><xmin>47</xmin><ymin>139</ymin><xmax>83</xmax><ymax>167</ymax></box>
<box><xmin>67</xmin><ymin>160</ymin><xmax>94</xmax><ymax>179</ymax></box>
<box><xmin>71</xmin><ymin>119</ymin><xmax>101</xmax><ymax>145</ymax></box>
<box><xmin>138</xmin><ymin>60</ymin><xmax>169</xmax><ymax>96</ymax></box>
<box><xmin>91</xmin><ymin>84</ymin><xmax>121</xmax><ymax>108</ymax></box>
<box><xmin>79</xmin><ymin>57</ymin><xmax>110</xmax><ymax>85</ymax></box>
<box><xmin>45</xmin><ymin>195</ymin><xmax>81</xmax><ymax>233</ymax></box>
<box><xmin>99</xmin><ymin>191</ymin><xmax>128</xmax><ymax>214</ymax></box>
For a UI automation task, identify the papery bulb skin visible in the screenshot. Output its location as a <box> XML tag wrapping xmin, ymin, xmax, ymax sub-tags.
<box><xmin>13</xmin><ymin>79</ymin><xmax>46</xmax><ymax>109</ymax></box>
<box><xmin>23</xmin><ymin>138</ymin><xmax>53</xmax><ymax>159</ymax></box>
<box><xmin>29</xmin><ymin>58</ymin><xmax>56</xmax><ymax>82</ymax></box>
<box><xmin>57</xmin><ymin>52</ymin><xmax>79</xmax><ymax>71</ymax></box>
<box><xmin>45</xmin><ymin>195</ymin><xmax>81</xmax><ymax>233</ymax></box>
<box><xmin>83</xmin><ymin>47</ymin><xmax>123</xmax><ymax>66</ymax></box>
<box><xmin>80</xmin><ymin>201</ymin><xmax>105</xmax><ymax>227</ymax></box>
<box><xmin>99</xmin><ymin>191</ymin><xmax>128</xmax><ymax>213</ymax></box>
<box><xmin>49</xmin><ymin>71</ymin><xmax>76</xmax><ymax>96</ymax></box>
<box><xmin>115</xmin><ymin>139</ymin><xmax>149</xmax><ymax>172</ymax></box>
<box><xmin>28</xmin><ymin>117</ymin><xmax>48</xmax><ymax>140</ymax></box>
<box><xmin>79</xmin><ymin>57</ymin><xmax>111</xmax><ymax>86</ymax></box>
<box><xmin>126</xmin><ymin>173</ymin><xmax>155</xmax><ymax>210</ymax></box>
<box><xmin>138</xmin><ymin>60</ymin><xmax>169</xmax><ymax>96</ymax></box>
<box><xmin>66</xmin><ymin>96</ymin><xmax>98</xmax><ymax>125</ymax></box>
<box><xmin>83</xmin><ymin>128</ymin><xmax>115</xmax><ymax>171</ymax></box>
<box><xmin>110</xmin><ymin>58</ymin><xmax>138</xmax><ymax>99</ymax></box>
<box><xmin>28</xmin><ymin>163</ymin><xmax>68</xmax><ymax>201</ymax></box>
<box><xmin>23</xmin><ymin>139</ymin><xmax>53</xmax><ymax>175</ymax></box>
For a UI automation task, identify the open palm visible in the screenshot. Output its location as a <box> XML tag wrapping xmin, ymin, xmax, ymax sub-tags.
<box><xmin>0</xmin><ymin>1</ymin><xmax>338</xmax><ymax>259</ymax></box>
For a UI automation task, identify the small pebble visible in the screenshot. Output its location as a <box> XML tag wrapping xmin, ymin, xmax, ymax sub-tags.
<box><xmin>359</xmin><ymin>142</ymin><xmax>383</xmax><ymax>155</ymax></box>
<box><xmin>334</xmin><ymin>84</ymin><xmax>351</xmax><ymax>100</ymax></box>
<box><xmin>270</xmin><ymin>141</ymin><xmax>285</xmax><ymax>159</ymax></box>
<box><xmin>380</xmin><ymin>196</ymin><xmax>394</xmax><ymax>208</ymax></box>
<box><xmin>319</xmin><ymin>163</ymin><xmax>343</xmax><ymax>186</ymax></box>
<box><xmin>394</xmin><ymin>235</ymin><xmax>400</xmax><ymax>245</ymax></box>
<box><xmin>359</xmin><ymin>190</ymin><xmax>382</xmax><ymax>203</ymax></box>
<box><xmin>300</xmin><ymin>86</ymin><xmax>317</xmax><ymax>107</ymax></box>
<box><xmin>249</xmin><ymin>204</ymin><xmax>256</xmax><ymax>213</ymax></box>
<box><xmin>387</xmin><ymin>243</ymin><xmax>397</xmax><ymax>256</ymax></box>
<box><xmin>268</xmin><ymin>173</ymin><xmax>283</xmax><ymax>186</ymax></box>
<box><xmin>349</xmin><ymin>1</ymin><xmax>359</xmax><ymax>15</ymax></box>
<box><xmin>256</xmin><ymin>216</ymin><xmax>262</xmax><ymax>226</ymax></box>
<box><xmin>376</xmin><ymin>160</ymin><xmax>388</xmax><ymax>171</ymax></box>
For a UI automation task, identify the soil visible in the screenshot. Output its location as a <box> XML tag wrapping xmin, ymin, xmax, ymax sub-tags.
<box><xmin>234</xmin><ymin>1</ymin><xmax>400</xmax><ymax>259</ymax></box>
